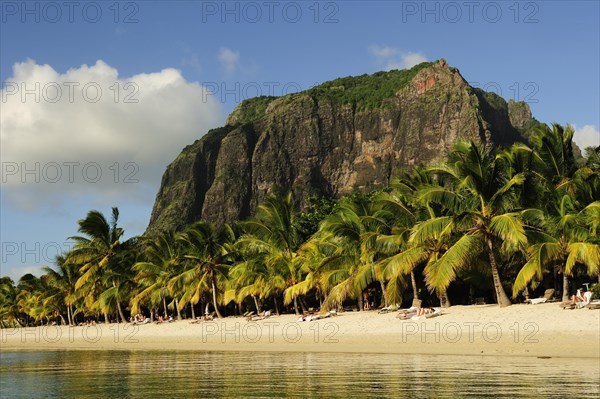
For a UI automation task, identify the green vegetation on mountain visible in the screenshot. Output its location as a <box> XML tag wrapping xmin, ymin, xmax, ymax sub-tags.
<box><xmin>303</xmin><ymin>61</ymin><xmax>434</xmax><ymax>110</ymax></box>
<box><xmin>148</xmin><ymin>59</ymin><xmax>537</xmax><ymax>235</ymax></box>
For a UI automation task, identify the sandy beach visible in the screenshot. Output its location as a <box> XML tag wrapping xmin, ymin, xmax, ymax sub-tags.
<box><xmin>2</xmin><ymin>303</ymin><xmax>598</xmax><ymax>358</ymax></box>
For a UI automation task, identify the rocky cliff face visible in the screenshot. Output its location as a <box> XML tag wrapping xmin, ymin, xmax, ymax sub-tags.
<box><xmin>146</xmin><ymin>60</ymin><xmax>534</xmax><ymax>234</ymax></box>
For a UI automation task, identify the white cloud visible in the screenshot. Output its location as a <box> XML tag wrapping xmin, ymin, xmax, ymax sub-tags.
<box><xmin>218</xmin><ymin>47</ymin><xmax>240</xmax><ymax>74</ymax></box>
<box><xmin>368</xmin><ymin>45</ymin><xmax>398</xmax><ymax>59</ymax></box>
<box><xmin>400</xmin><ymin>53</ymin><xmax>428</xmax><ymax>69</ymax></box>
<box><xmin>573</xmin><ymin>124</ymin><xmax>600</xmax><ymax>151</ymax></box>
<box><xmin>1</xmin><ymin>59</ymin><xmax>223</xmax><ymax>210</ymax></box>
<box><xmin>369</xmin><ymin>45</ymin><xmax>428</xmax><ymax>70</ymax></box>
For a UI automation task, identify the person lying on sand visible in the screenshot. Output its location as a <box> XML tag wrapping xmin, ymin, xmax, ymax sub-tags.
<box><xmin>417</xmin><ymin>307</ymin><xmax>435</xmax><ymax>316</ymax></box>
<box><xmin>396</xmin><ymin>307</ymin><xmax>439</xmax><ymax>319</ymax></box>
<box><xmin>155</xmin><ymin>315</ymin><xmax>174</xmax><ymax>323</ymax></box>
<box><xmin>396</xmin><ymin>307</ymin><xmax>418</xmax><ymax>319</ymax></box>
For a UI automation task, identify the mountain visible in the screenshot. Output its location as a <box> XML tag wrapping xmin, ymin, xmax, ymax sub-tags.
<box><xmin>146</xmin><ymin>59</ymin><xmax>535</xmax><ymax>234</ymax></box>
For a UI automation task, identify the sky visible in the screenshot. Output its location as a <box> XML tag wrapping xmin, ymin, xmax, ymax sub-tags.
<box><xmin>1</xmin><ymin>0</ymin><xmax>599</xmax><ymax>281</ymax></box>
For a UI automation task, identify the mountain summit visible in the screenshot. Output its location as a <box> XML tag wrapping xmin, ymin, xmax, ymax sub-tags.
<box><xmin>146</xmin><ymin>59</ymin><xmax>534</xmax><ymax>234</ymax></box>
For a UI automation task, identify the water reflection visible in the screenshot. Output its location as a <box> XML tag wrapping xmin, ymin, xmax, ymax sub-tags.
<box><xmin>1</xmin><ymin>351</ymin><xmax>598</xmax><ymax>398</ymax></box>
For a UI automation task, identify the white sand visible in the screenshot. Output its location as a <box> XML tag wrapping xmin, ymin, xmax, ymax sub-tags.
<box><xmin>2</xmin><ymin>303</ymin><xmax>598</xmax><ymax>358</ymax></box>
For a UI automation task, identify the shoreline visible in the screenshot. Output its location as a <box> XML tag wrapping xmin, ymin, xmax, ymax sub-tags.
<box><xmin>2</xmin><ymin>303</ymin><xmax>599</xmax><ymax>359</ymax></box>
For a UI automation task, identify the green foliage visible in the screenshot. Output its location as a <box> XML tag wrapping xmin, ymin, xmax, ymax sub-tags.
<box><xmin>473</xmin><ymin>88</ymin><xmax>506</xmax><ymax>111</ymax></box>
<box><xmin>5</xmin><ymin>124</ymin><xmax>600</xmax><ymax>322</ymax></box>
<box><xmin>590</xmin><ymin>283</ymin><xmax>600</xmax><ymax>300</ymax></box>
<box><xmin>304</xmin><ymin>62</ymin><xmax>433</xmax><ymax>110</ymax></box>
<box><xmin>295</xmin><ymin>195</ymin><xmax>338</xmax><ymax>239</ymax></box>
<box><xmin>228</xmin><ymin>96</ymin><xmax>277</xmax><ymax>125</ymax></box>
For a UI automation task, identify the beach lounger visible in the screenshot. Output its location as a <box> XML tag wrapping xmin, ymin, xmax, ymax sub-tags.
<box><xmin>577</xmin><ymin>292</ymin><xmax>592</xmax><ymax>309</ymax></box>
<box><xmin>586</xmin><ymin>301</ymin><xmax>600</xmax><ymax>310</ymax></box>
<box><xmin>528</xmin><ymin>288</ymin><xmax>555</xmax><ymax>304</ymax></box>
<box><xmin>562</xmin><ymin>292</ymin><xmax>593</xmax><ymax>309</ymax></box>
<box><xmin>378</xmin><ymin>305</ymin><xmax>399</xmax><ymax>314</ymax></box>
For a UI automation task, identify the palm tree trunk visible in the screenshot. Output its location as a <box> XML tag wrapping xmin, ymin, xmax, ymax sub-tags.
<box><xmin>66</xmin><ymin>303</ymin><xmax>72</xmax><ymax>326</ymax></box>
<box><xmin>174</xmin><ymin>298</ymin><xmax>182</xmax><ymax>320</ymax></box>
<box><xmin>163</xmin><ymin>297</ymin><xmax>168</xmax><ymax>317</ymax></box>
<box><xmin>439</xmin><ymin>288</ymin><xmax>451</xmax><ymax>308</ymax></box>
<box><xmin>379</xmin><ymin>280</ymin><xmax>388</xmax><ymax>308</ymax></box>
<box><xmin>293</xmin><ymin>295</ymin><xmax>300</xmax><ymax>315</ymax></box>
<box><xmin>300</xmin><ymin>297</ymin><xmax>308</xmax><ymax>313</ymax></box>
<box><xmin>410</xmin><ymin>270</ymin><xmax>419</xmax><ymax>300</ymax></box>
<box><xmin>190</xmin><ymin>302</ymin><xmax>195</xmax><ymax>319</ymax></box>
<box><xmin>486</xmin><ymin>238</ymin><xmax>512</xmax><ymax>307</ymax></box>
<box><xmin>116</xmin><ymin>300</ymin><xmax>127</xmax><ymax>323</ymax></box>
<box><xmin>562</xmin><ymin>273</ymin><xmax>570</xmax><ymax>303</ymax></box>
<box><xmin>252</xmin><ymin>295</ymin><xmax>261</xmax><ymax>313</ymax></box>
<box><xmin>319</xmin><ymin>290</ymin><xmax>324</xmax><ymax>309</ymax></box>
<box><xmin>274</xmin><ymin>297</ymin><xmax>280</xmax><ymax>316</ymax></box>
<box><xmin>358</xmin><ymin>292</ymin><xmax>363</xmax><ymax>311</ymax></box>
<box><xmin>103</xmin><ymin>313</ymin><xmax>109</xmax><ymax>324</ymax></box>
<box><xmin>211</xmin><ymin>279</ymin><xmax>222</xmax><ymax>319</ymax></box>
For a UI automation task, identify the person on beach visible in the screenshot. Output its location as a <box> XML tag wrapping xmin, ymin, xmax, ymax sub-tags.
<box><xmin>396</xmin><ymin>307</ymin><xmax>417</xmax><ymax>319</ymax></box>
<box><xmin>416</xmin><ymin>307</ymin><xmax>434</xmax><ymax>316</ymax></box>
<box><xmin>570</xmin><ymin>288</ymin><xmax>586</xmax><ymax>305</ymax></box>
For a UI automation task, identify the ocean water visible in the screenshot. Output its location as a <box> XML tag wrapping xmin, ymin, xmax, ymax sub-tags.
<box><xmin>1</xmin><ymin>350</ymin><xmax>598</xmax><ymax>398</ymax></box>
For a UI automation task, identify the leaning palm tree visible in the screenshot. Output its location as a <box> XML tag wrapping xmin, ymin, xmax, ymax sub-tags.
<box><xmin>68</xmin><ymin>208</ymin><xmax>131</xmax><ymax>322</ymax></box>
<box><xmin>421</xmin><ymin>141</ymin><xmax>532</xmax><ymax>307</ymax></box>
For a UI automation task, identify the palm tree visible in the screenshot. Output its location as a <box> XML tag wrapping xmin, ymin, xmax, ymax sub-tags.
<box><xmin>527</xmin><ymin>124</ymin><xmax>596</xmax><ymax>298</ymax></box>
<box><xmin>317</xmin><ymin>194</ymin><xmax>387</xmax><ymax>310</ymax></box>
<box><xmin>283</xmin><ymin>235</ymin><xmax>334</xmax><ymax>311</ymax></box>
<box><xmin>68</xmin><ymin>208</ymin><xmax>134</xmax><ymax>322</ymax></box>
<box><xmin>41</xmin><ymin>254</ymin><xmax>80</xmax><ymax>325</ymax></box>
<box><xmin>236</xmin><ymin>192</ymin><xmax>304</xmax><ymax>314</ymax></box>
<box><xmin>0</xmin><ymin>277</ymin><xmax>23</xmax><ymax>327</ymax></box>
<box><xmin>421</xmin><ymin>141</ymin><xmax>531</xmax><ymax>307</ymax></box>
<box><xmin>96</xmin><ymin>242</ymin><xmax>137</xmax><ymax>322</ymax></box>
<box><xmin>376</xmin><ymin>167</ymin><xmax>457</xmax><ymax>307</ymax></box>
<box><xmin>132</xmin><ymin>230</ymin><xmax>183</xmax><ymax>319</ymax></box>
<box><xmin>513</xmin><ymin>195</ymin><xmax>600</xmax><ymax>299</ymax></box>
<box><xmin>174</xmin><ymin>221</ymin><xmax>234</xmax><ymax>319</ymax></box>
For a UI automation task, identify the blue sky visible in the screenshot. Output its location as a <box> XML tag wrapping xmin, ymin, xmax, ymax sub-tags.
<box><xmin>1</xmin><ymin>0</ymin><xmax>599</xmax><ymax>280</ymax></box>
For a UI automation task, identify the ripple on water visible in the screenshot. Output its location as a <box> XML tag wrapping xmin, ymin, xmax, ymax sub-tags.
<box><xmin>1</xmin><ymin>351</ymin><xmax>598</xmax><ymax>398</ymax></box>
